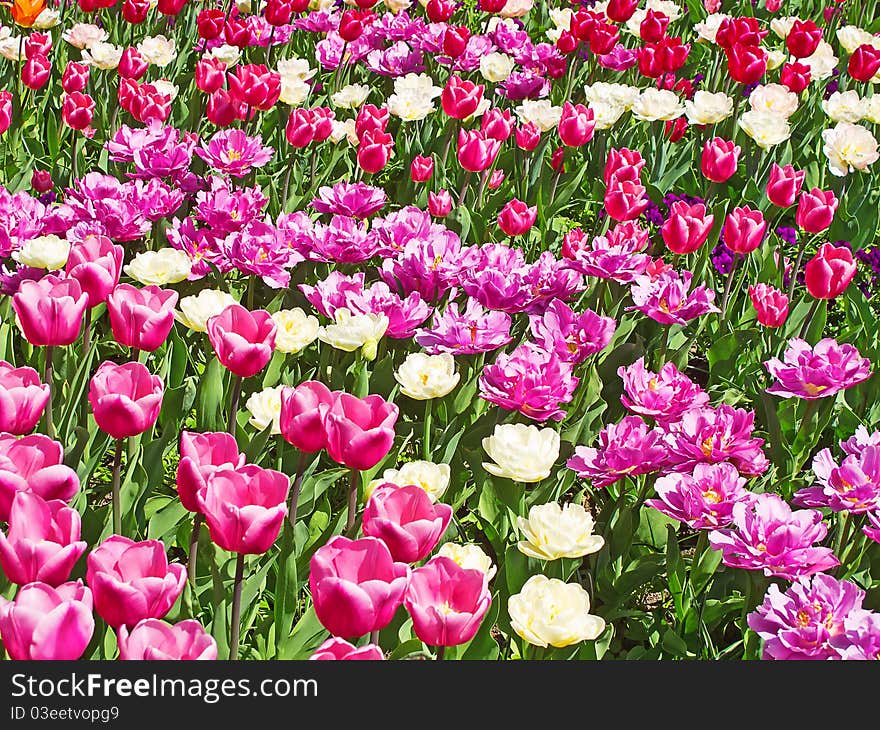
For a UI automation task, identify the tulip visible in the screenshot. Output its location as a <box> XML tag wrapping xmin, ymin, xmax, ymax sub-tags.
<box><xmin>12</xmin><ymin>275</ymin><xmax>87</xmax><ymax>347</ymax></box>
<box><xmin>804</xmin><ymin>243</ymin><xmax>857</xmax><ymax>300</ymax></box>
<box><xmin>404</xmin><ymin>556</ymin><xmax>491</xmax><ymax>648</ymax></box>
<box><xmin>481</xmin><ymin>108</ymin><xmax>513</xmax><ymax>142</ymax></box>
<box><xmin>0</xmin><ymin>91</ymin><xmax>11</xmax><ymax>135</ymax></box>
<box><xmin>206</xmin><ymin>89</ymin><xmax>240</xmax><ymax>127</ymax></box>
<box><xmin>607</xmin><ymin>0</ymin><xmax>638</xmax><ymax>22</ymax></box>
<box><xmin>24</xmin><ymin>32</ymin><xmax>50</xmax><ymax>58</ymax></box>
<box><xmin>118</xmin><ymin>47</ymin><xmax>148</xmax><ymax>80</ymax></box>
<box><xmin>177</xmin><ymin>431</ymin><xmax>246</xmax><ymax>513</ymax></box>
<box><xmin>0</xmin><ymin>581</ymin><xmax>94</xmax><ymax>660</ymax></box>
<box><xmin>457</xmin><ymin>129</ymin><xmax>501</xmax><ymax>173</ymax></box>
<box><xmin>479</xmin><ymin>0</ymin><xmax>506</xmax><ymax>10</ymax></box>
<box><xmin>22</xmin><ymin>54</ymin><xmax>51</xmax><ymax>90</ymax></box>
<box><xmin>61</xmin><ymin>61</ymin><xmax>89</xmax><ymax>93</ymax></box>
<box><xmin>118</xmin><ymin>618</ymin><xmax>218</xmax><ymax>660</ymax></box>
<box><xmin>725</xmin><ymin>43</ymin><xmax>766</xmax><ymax>84</ymax></box>
<box><xmin>309</xmin><ymin>637</ymin><xmax>384</xmax><ymax>660</ymax></box>
<box><xmin>355</xmin><ymin>103</ymin><xmax>389</xmax><ymax>139</ymax></box>
<box><xmin>31</xmin><ymin>169</ymin><xmax>53</xmax><ymax>192</ymax></box>
<box><xmin>195</xmin><ymin>58</ymin><xmax>226</xmax><ymax>95</ymax></box>
<box><xmin>207</xmin><ymin>304</ymin><xmax>277</xmax><ymax>379</ymax></box>
<box><xmin>197</xmin><ymin>8</ymin><xmax>225</xmax><ymax>38</ymax></box>
<box><xmin>661</xmin><ymin>201</ymin><xmax>714</xmax><ymax>254</ymax></box>
<box><xmin>796</xmin><ymin>188</ymin><xmax>838</xmax><ymax>234</ymax></box>
<box><xmin>488</xmin><ymin>169</ymin><xmax>505</xmax><ymax>189</ymax></box>
<box><xmin>427</xmin><ymin>0</ymin><xmax>456</xmax><ymax>22</ymax></box>
<box><xmin>701</xmin><ymin>137</ymin><xmax>740</xmax><ymax>182</ymax></box>
<box><xmin>749</xmin><ymin>283</ymin><xmax>789</xmax><ymax>327</ymax></box>
<box><xmin>285</xmin><ymin>107</ymin><xmax>317</xmax><ymax>148</ymax></box>
<box><xmin>786</xmin><ymin>20</ymin><xmax>822</xmax><ymax>59</ymax></box>
<box><xmin>87</xmin><ymin>536</ymin><xmax>186</xmax><ymax>629</ymax></box>
<box><xmin>410</xmin><ymin>154</ymin><xmax>434</xmax><ymax>183</ymax></box>
<box><xmin>362</xmin><ymin>485</ymin><xmax>452</xmax><ymax>563</ymax></box>
<box><xmin>324</xmin><ymin>393</ymin><xmax>399</xmax><ymax>472</ymax></box>
<box><xmin>0</xmin><ymin>491</ymin><xmax>86</xmax><ymax>587</ymax></box>
<box><xmin>264</xmin><ymin>0</ymin><xmax>296</xmax><ymax>25</ymax></box>
<box><xmin>309</xmin><ymin>535</ymin><xmax>410</xmax><ymax>639</ymax></box>
<box><xmin>639</xmin><ymin>9</ymin><xmax>669</xmax><ymax>42</ymax></box>
<box><xmin>228</xmin><ymin>64</ymin><xmax>281</xmax><ymax>111</ymax></box>
<box><xmin>65</xmin><ymin>234</ymin><xmax>124</xmax><ymax>308</ymax></box>
<box><xmin>224</xmin><ymin>16</ymin><xmax>251</xmax><ymax>48</ymax></box>
<box><xmin>637</xmin><ymin>44</ymin><xmax>664</xmax><ymax>78</ymax></box>
<box><xmin>497</xmin><ymin>198</ymin><xmax>538</xmax><ymax>237</ymax></box>
<box><xmin>442</xmin><ymin>24</ymin><xmax>470</xmax><ymax>57</ymax></box>
<box><xmin>156</xmin><ymin>0</ymin><xmax>187</xmax><ymax>13</ymax></box>
<box><xmin>780</xmin><ymin>62</ymin><xmax>811</xmax><ymax>93</ymax></box>
<box><xmin>88</xmin><ymin>361</ymin><xmax>164</xmax><ymax>440</ymax></box>
<box><xmin>848</xmin><ymin>44</ymin><xmax>880</xmax><ymax>83</ymax></box>
<box><xmin>557</xmin><ymin>102</ymin><xmax>595</xmax><ymax>147</ymax></box>
<box><xmin>62</xmin><ymin>92</ymin><xmax>95</xmax><ymax>131</ymax></box>
<box><xmin>766</xmin><ymin>163</ymin><xmax>805</xmax><ymax>208</ymax></box>
<box><xmin>723</xmin><ymin>206</ymin><xmax>767</xmax><ymax>254</ymax></box>
<box><xmin>338</xmin><ymin>9</ymin><xmax>370</xmax><ymax>41</ymax></box>
<box><xmin>279</xmin><ymin>380</ymin><xmax>336</xmax><ymax>454</ymax></box>
<box><xmin>556</xmin><ymin>30</ymin><xmax>578</xmax><ymax>55</ymax></box>
<box><xmin>122</xmin><ymin>0</ymin><xmax>150</xmax><ymax>22</ymax></box>
<box><xmin>441</xmin><ymin>75</ymin><xmax>484</xmax><ymax>120</ymax></box>
<box><xmin>428</xmin><ymin>189</ymin><xmax>453</xmax><ymax>217</ymax></box>
<box><xmin>0</xmin><ymin>434</ymin><xmax>80</xmax><ymax>522</ymax></box>
<box><xmin>107</xmin><ymin>284</ymin><xmax>178</xmax><ymax>352</ymax></box>
<box><xmin>604</xmin><ymin>147</ymin><xmax>645</xmax><ymax>184</ymax></box>
<box><xmin>357</xmin><ymin>128</ymin><xmax>393</xmax><ymax>174</ymax></box>
<box><xmin>605</xmin><ymin>179</ymin><xmax>648</xmax><ymax>222</ymax></box>
<box><xmin>0</xmin><ymin>360</ymin><xmax>49</xmax><ymax>435</ymax></box>
<box><xmin>588</xmin><ymin>21</ymin><xmax>619</xmax><ymax>55</ymax></box>
<box><xmin>515</xmin><ymin>122</ymin><xmax>541</xmax><ymax>151</ymax></box>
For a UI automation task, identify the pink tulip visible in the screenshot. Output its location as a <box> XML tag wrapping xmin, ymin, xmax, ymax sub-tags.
<box><xmin>88</xmin><ymin>361</ymin><xmax>164</xmax><ymax>440</ymax></box>
<box><xmin>0</xmin><ymin>360</ymin><xmax>50</xmax><ymax>434</ymax></box>
<box><xmin>749</xmin><ymin>283</ymin><xmax>789</xmax><ymax>327</ymax></box>
<box><xmin>557</xmin><ymin>101</ymin><xmax>595</xmax><ymax>147</ymax></box>
<box><xmin>64</xmin><ymin>234</ymin><xmax>124</xmax><ymax>308</ymax></box>
<box><xmin>403</xmin><ymin>556</ymin><xmax>491</xmax><ymax>647</ymax></box>
<box><xmin>176</xmin><ymin>431</ymin><xmax>246</xmax><ymax>513</ymax></box>
<box><xmin>279</xmin><ymin>380</ymin><xmax>336</xmax><ymax>453</ymax></box>
<box><xmin>604</xmin><ymin>147</ymin><xmax>645</xmax><ymax>185</ymax></box>
<box><xmin>723</xmin><ymin>206</ymin><xmax>767</xmax><ymax>254</ymax></box>
<box><xmin>661</xmin><ymin>201</ymin><xmax>714</xmax><ymax>254</ymax></box>
<box><xmin>107</xmin><ymin>284</ymin><xmax>178</xmax><ymax>352</ymax></box>
<box><xmin>362</xmin><ymin>485</ymin><xmax>452</xmax><ymax>564</ymax></box>
<box><xmin>766</xmin><ymin>163</ymin><xmax>805</xmax><ymax>208</ymax></box>
<box><xmin>12</xmin><ymin>275</ymin><xmax>88</xmax><ymax>347</ymax></box>
<box><xmin>428</xmin><ymin>190</ymin><xmax>453</xmax><ymax>217</ymax></box>
<box><xmin>410</xmin><ymin>154</ymin><xmax>434</xmax><ymax>183</ymax></box>
<box><xmin>497</xmin><ymin>198</ymin><xmax>538</xmax><ymax>237</ymax></box>
<box><xmin>0</xmin><ymin>434</ymin><xmax>80</xmax><ymax>522</ymax></box>
<box><xmin>804</xmin><ymin>243</ymin><xmax>857</xmax><ymax>300</ymax></box>
<box><xmin>0</xmin><ymin>580</ymin><xmax>94</xmax><ymax>660</ymax></box>
<box><xmin>457</xmin><ymin>129</ymin><xmax>501</xmax><ymax>173</ymax></box>
<box><xmin>441</xmin><ymin>75</ymin><xmax>484</xmax><ymax>120</ymax></box>
<box><xmin>515</xmin><ymin>122</ymin><xmax>541</xmax><ymax>151</ymax></box>
<box><xmin>310</xmin><ymin>535</ymin><xmax>410</xmax><ymax>638</ymax></box>
<box><xmin>0</xmin><ymin>492</ymin><xmax>87</xmax><ymax>587</ymax></box>
<box><xmin>605</xmin><ymin>179</ymin><xmax>648</xmax><ymax>221</ymax></box>
<box><xmin>196</xmin><ymin>465</ymin><xmax>289</xmax><ymax>555</ymax></box>
<box><xmin>357</xmin><ymin>128</ymin><xmax>393</xmax><ymax>175</ymax></box>
<box><xmin>0</xmin><ymin>91</ymin><xmax>12</xmax><ymax>135</ymax></box>
<box><xmin>207</xmin><ymin>304</ymin><xmax>277</xmax><ymax>378</ymax></box>
<box><xmin>87</xmin><ymin>535</ymin><xmax>187</xmax><ymax>629</ymax></box>
<box><xmin>701</xmin><ymin>137</ymin><xmax>740</xmax><ymax>182</ymax></box>
<box><xmin>117</xmin><ymin>618</ymin><xmax>218</xmax><ymax>660</ymax></box>
<box><xmin>796</xmin><ymin>188</ymin><xmax>838</xmax><ymax>234</ymax></box>
<box><xmin>309</xmin><ymin>637</ymin><xmax>384</xmax><ymax>660</ymax></box>
<box><xmin>324</xmin><ymin>393</ymin><xmax>399</xmax><ymax>471</ymax></box>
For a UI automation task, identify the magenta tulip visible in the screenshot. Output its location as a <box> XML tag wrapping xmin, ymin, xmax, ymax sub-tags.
<box><xmin>723</xmin><ymin>206</ymin><xmax>767</xmax><ymax>255</ymax></box>
<box><xmin>324</xmin><ymin>393</ymin><xmax>399</xmax><ymax>471</ymax></box>
<box><xmin>497</xmin><ymin>198</ymin><xmax>538</xmax><ymax>237</ymax></box>
<box><xmin>279</xmin><ymin>380</ymin><xmax>336</xmax><ymax>453</ymax></box>
<box><xmin>309</xmin><ymin>637</ymin><xmax>384</xmax><ymax>660</ymax></box>
<box><xmin>804</xmin><ymin>243</ymin><xmax>857</xmax><ymax>300</ymax></box>
<box><xmin>403</xmin><ymin>556</ymin><xmax>492</xmax><ymax>647</ymax></box>
<box><xmin>362</xmin><ymin>485</ymin><xmax>452</xmax><ymax>564</ymax></box>
<box><xmin>0</xmin><ymin>492</ymin><xmax>87</xmax><ymax>587</ymax></box>
<box><xmin>88</xmin><ymin>361</ymin><xmax>164</xmax><ymax>440</ymax></box>
<box><xmin>107</xmin><ymin>284</ymin><xmax>179</xmax><ymax>352</ymax></box>
<box><xmin>0</xmin><ymin>433</ymin><xmax>80</xmax><ymax>522</ymax></box>
<box><xmin>207</xmin><ymin>304</ymin><xmax>277</xmax><ymax>378</ymax></box>
<box><xmin>12</xmin><ymin>275</ymin><xmax>88</xmax><ymax>347</ymax></box>
<box><xmin>661</xmin><ymin>201</ymin><xmax>714</xmax><ymax>254</ymax></box>
<box><xmin>766</xmin><ymin>163</ymin><xmax>805</xmax><ymax>208</ymax></box>
<box><xmin>0</xmin><ymin>580</ymin><xmax>94</xmax><ymax>660</ymax></box>
<box><xmin>87</xmin><ymin>535</ymin><xmax>187</xmax><ymax>629</ymax></box>
<box><xmin>557</xmin><ymin>101</ymin><xmax>595</xmax><ymax>147</ymax></box>
<box><xmin>796</xmin><ymin>188</ymin><xmax>838</xmax><ymax>234</ymax></box>
<box><xmin>117</xmin><ymin>618</ymin><xmax>218</xmax><ymax>660</ymax></box>
<box><xmin>196</xmin><ymin>465</ymin><xmax>289</xmax><ymax>555</ymax></box>
<box><xmin>64</xmin><ymin>234</ymin><xmax>124</xmax><ymax>308</ymax></box>
<box><xmin>176</xmin><ymin>431</ymin><xmax>246</xmax><ymax>513</ymax></box>
<box><xmin>701</xmin><ymin>137</ymin><xmax>740</xmax><ymax>183</ymax></box>
<box><xmin>309</xmin><ymin>535</ymin><xmax>410</xmax><ymax>639</ymax></box>
<box><xmin>0</xmin><ymin>360</ymin><xmax>50</xmax><ymax>434</ymax></box>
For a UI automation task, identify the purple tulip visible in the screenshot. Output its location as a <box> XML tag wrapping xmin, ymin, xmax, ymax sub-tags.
<box><xmin>764</xmin><ymin>338</ymin><xmax>872</xmax><ymax>400</ymax></box>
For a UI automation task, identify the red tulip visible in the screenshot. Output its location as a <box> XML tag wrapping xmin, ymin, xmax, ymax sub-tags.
<box><xmin>206</xmin><ymin>89</ymin><xmax>239</xmax><ymax>127</ymax></box>
<box><xmin>196</xmin><ymin>8</ymin><xmax>225</xmax><ymax>38</ymax></box>
<box><xmin>725</xmin><ymin>43</ymin><xmax>767</xmax><ymax>84</ymax></box>
<box><xmin>605</xmin><ymin>179</ymin><xmax>648</xmax><ymax>222</ymax></box>
<box><xmin>355</xmin><ymin>103</ymin><xmax>389</xmax><ymax>138</ymax></box>
<box><xmin>195</xmin><ymin>58</ymin><xmax>226</xmax><ymax>94</ymax></box>
<box><xmin>848</xmin><ymin>44</ymin><xmax>880</xmax><ymax>82</ymax></box>
<box><xmin>228</xmin><ymin>64</ymin><xmax>280</xmax><ymax>111</ymax></box>
<box><xmin>122</xmin><ymin>0</ymin><xmax>150</xmax><ymax>22</ymax></box>
<box><xmin>62</xmin><ymin>62</ymin><xmax>89</xmax><ymax>93</ymax></box>
<box><xmin>639</xmin><ymin>9</ymin><xmax>669</xmax><ymax>42</ymax></box>
<box><xmin>514</xmin><ymin>122</ymin><xmax>541</xmax><ymax>151</ymax></box>
<box><xmin>780</xmin><ymin>62</ymin><xmax>811</xmax><ymax>93</ymax></box>
<box><xmin>0</xmin><ymin>91</ymin><xmax>12</xmax><ymax>135</ymax></box>
<box><xmin>427</xmin><ymin>0</ymin><xmax>456</xmax><ymax>22</ymax></box>
<box><xmin>442</xmin><ymin>25</ymin><xmax>470</xmax><ymax>57</ymax></box>
<box><xmin>156</xmin><ymin>0</ymin><xmax>187</xmax><ymax>14</ymax></box>
<box><xmin>457</xmin><ymin>129</ymin><xmax>501</xmax><ymax>172</ymax></box>
<box><xmin>786</xmin><ymin>20</ymin><xmax>822</xmax><ymax>59</ymax></box>
<box><xmin>223</xmin><ymin>16</ymin><xmax>251</xmax><ymax>48</ymax></box>
<box><xmin>357</xmin><ymin>127</ymin><xmax>393</xmax><ymax>174</ymax></box>
<box><xmin>481</xmin><ymin>107</ymin><xmax>512</xmax><ymax>142</ymax></box>
<box><xmin>118</xmin><ymin>47</ymin><xmax>148</xmax><ymax>80</ymax></box>
<box><xmin>31</xmin><ymin>169</ymin><xmax>53</xmax><ymax>193</ymax></box>
<box><xmin>766</xmin><ymin>163</ymin><xmax>805</xmax><ymax>208</ymax></box>
<box><xmin>62</xmin><ymin>92</ymin><xmax>95</xmax><ymax>130</ymax></box>
<box><xmin>606</xmin><ymin>0</ymin><xmax>638</xmax><ymax>22</ymax></box>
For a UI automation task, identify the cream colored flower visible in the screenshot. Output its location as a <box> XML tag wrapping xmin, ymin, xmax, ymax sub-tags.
<box><xmin>0</xmin><ymin>31</ymin><xmax>23</xmax><ymax>62</ymax></box>
<box><xmin>394</xmin><ymin>352</ymin><xmax>460</xmax><ymax>400</ymax></box>
<box><xmin>137</xmin><ymin>35</ymin><xmax>176</xmax><ymax>66</ymax></box>
<box><xmin>124</xmin><ymin>248</ymin><xmax>191</xmax><ymax>286</ymax></box>
<box><xmin>331</xmin><ymin>84</ymin><xmax>371</xmax><ymax>109</ymax></box>
<box><xmin>738</xmin><ymin>110</ymin><xmax>791</xmax><ymax>150</ymax></box>
<box><xmin>437</xmin><ymin>542</ymin><xmax>497</xmax><ymax>580</ymax></box>
<box><xmin>482</xmin><ymin>423</ymin><xmax>560</xmax><ymax>483</ymax></box>
<box><xmin>279</xmin><ymin>77</ymin><xmax>311</xmax><ymax>106</ymax></box>
<box><xmin>770</xmin><ymin>16</ymin><xmax>799</xmax><ymax>38</ymax></box>
<box><xmin>368</xmin><ymin>460</ymin><xmax>450</xmax><ymax>502</ymax></box>
<box><xmin>62</xmin><ymin>23</ymin><xmax>108</xmax><ymax>49</ymax></box>
<box><xmin>624</xmin><ymin>0</ymin><xmax>680</xmax><ymax>35</ymax></box>
<box><xmin>277</xmin><ymin>57</ymin><xmax>316</xmax><ymax>82</ymax></box>
<box><xmin>749</xmin><ymin>83</ymin><xmax>798</xmax><ymax>118</ymax></box>
<box><xmin>546</xmin><ymin>8</ymin><xmax>572</xmax><ymax>42</ymax></box>
<box><xmin>632</xmin><ymin>88</ymin><xmax>684</xmax><ymax>121</ymax></box>
<box><xmin>822</xmin><ymin>90</ymin><xmax>867</xmax><ymax>123</ymax></box>
<box><xmin>797</xmin><ymin>40</ymin><xmax>838</xmax><ymax>81</ymax></box>
<box><xmin>684</xmin><ymin>91</ymin><xmax>734</xmax><ymax>125</ymax></box>
<box><xmin>245</xmin><ymin>385</ymin><xmax>284</xmax><ymax>434</ymax></box>
<box><xmin>33</xmin><ymin>8</ymin><xmax>61</xmax><ymax>28</ymax></box>
<box><xmin>175</xmin><ymin>289</ymin><xmax>238</xmax><ymax>333</ymax></box>
<box><xmin>383</xmin><ymin>0</ymin><xmax>412</xmax><ymax>12</ymax></box>
<box><xmin>822</xmin><ymin>121</ymin><xmax>880</xmax><ymax>176</ymax></box>
<box><xmin>271</xmin><ymin>308</ymin><xmax>319</xmax><ymax>354</ymax></box>
<box><xmin>584</xmin><ymin>82</ymin><xmax>640</xmax><ymax>110</ymax></box>
<box><xmin>694</xmin><ymin>13</ymin><xmax>730</xmax><ymax>43</ymax></box>
<box><xmin>501</xmin><ymin>0</ymin><xmax>533</xmax><ymax>18</ymax></box>
<box><xmin>508</xmin><ymin>575</ymin><xmax>606</xmax><ymax>648</ymax></box>
<box><xmin>479</xmin><ymin>52</ymin><xmax>515</xmax><ymax>83</ymax></box>
<box><xmin>865</xmin><ymin>96</ymin><xmax>880</xmax><ymax>124</ymax></box>
<box><xmin>330</xmin><ymin>118</ymin><xmax>359</xmax><ymax>145</ymax></box>
<box><xmin>515</xmin><ymin>99</ymin><xmax>562</xmax><ymax>132</ymax></box>
<box><xmin>317</xmin><ymin>308</ymin><xmax>388</xmax><ymax>361</ymax></box>
<box><xmin>82</xmin><ymin>42</ymin><xmax>123</xmax><ymax>70</ymax></box>
<box><xmin>203</xmin><ymin>44</ymin><xmax>241</xmax><ymax>67</ymax></box>
<box><xmin>517</xmin><ymin>503</ymin><xmax>605</xmax><ymax>561</ymax></box>
<box><xmin>766</xmin><ymin>49</ymin><xmax>786</xmax><ymax>71</ymax></box>
<box><xmin>836</xmin><ymin>25</ymin><xmax>878</xmax><ymax>54</ymax></box>
<box><xmin>589</xmin><ymin>101</ymin><xmax>627</xmax><ymax>130</ymax></box>
<box><xmin>12</xmin><ymin>235</ymin><xmax>69</xmax><ymax>270</ymax></box>
<box><xmin>387</xmin><ymin>72</ymin><xmax>442</xmax><ymax>122</ymax></box>
<box><xmin>150</xmin><ymin>79</ymin><xmax>179</xmax><ymax>100</ymax></box>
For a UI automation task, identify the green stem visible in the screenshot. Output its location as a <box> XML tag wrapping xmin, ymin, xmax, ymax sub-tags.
<box><xmin>288</xmin><ymin>451</ymin><xmax>307</xmax><ymax>530</ymax></box>
<box><xmin>345</xmin><ymin>469</ymin><xmax>360</xmax><ymax>537</ymax></box>
<box><xmin>797</xmin><ymin>297</ymin><xmax>823</xmax><ymax>341</ymax></box>
<box><xmin>423</xmin><ymin>399</ymin><xmax>433</xmax><ymax>461</ymax></box>
<box><xmin>227</xmin><ymin>374</ymin><xmax>243</xmax><ymax>435</ymax></box>
<box><xmin>43</xmin><ymin>345</ymin><xmax>54</xmax><ymax>440</ymax></box>
<box><xmin>229</xmin><ymin>552</ymin><xmax>245</xmax><ymax>660</ymax></box>
<box><xmin>187</xmin><ymin>512</ymin><xmax>202</xmax><ymax>587</ymax></box>
<box><xmin>111</xmin><ymin>438</ymin><xmax>124</xmax><ymax>536</ymax></box>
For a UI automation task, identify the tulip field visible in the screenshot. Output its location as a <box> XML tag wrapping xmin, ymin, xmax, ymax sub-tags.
<box><xmin>2</xmin><ymin>0</ymin><xmax>880</xmax><ymax>665</ymax></box>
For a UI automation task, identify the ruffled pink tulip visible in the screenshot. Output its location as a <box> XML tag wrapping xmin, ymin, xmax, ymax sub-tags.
<box><xmin>324</xmin><ymin>393</ymin><xmax>399</xmax><ymax>471</ymax></box>
<box><xmin>362</xmin><ymin>485</ymin><xmax>452</xmax><ymax>563</ymax></box>
<box><xmin>88</xmin><ymin>361</ymin><xmax>164</xmax><ymax>439</ymax></box>
<box><xmin>87</xmin><ymin>535</ymin><xmax>187</xmax><ymax>629</ymax></box>
<box><xmin>0</xmin><ymin>360</ymin><xmax>50</xmax><ymax>434</ymax></box>
<box><xmin>12</xmin><ymin>275</ymin><xmax>88</xmax><ymax>347</ymax></box>
<box><xmin>107</xmin><ymin>284</ymin><xmax>178</xmax><ymax>352</ymax></box>
<box><xmin>176</xmin><ymin>431</ymin><xmax>246</xmax><ymax>513</ymax></box>
<box><xmin>64</xmin><ymin>235</ymin><xmax>124</xmax><ymax>308</ymax></box>
<box><xmin>0</xmin><ymin>434</ymin><xmax>80</xmax><ymax>521</ymax></box>
<box><xmin>309</xmin><ymin>535</ymin><xmax>410</xmax><ymax>638</ymax></box>
<box><xmin>403</xmin><ymin>556</ymin><xmax>491</xmax><ymax>647</ymax></box>
<box><xmin>309</xmin><ymin>637</ymin><xmax>384</xmax><ymax>660</ymax></box>
<box><xmin>207</xmin><ymin>304</ymin><xmax>277</xmax><ymax>378</ymax></box>
<box><xmin>0</xmin><ymin>492</ymin><xmax>87</xmax><ymax>587</ymax></box>
<box><xmin>117</xmin><ymin>618</ymin><xmax>218</xmax><ymax>660</ymax></box>
<box><xmin>279</xmin><ymin>380</ymin><xmax>336</xmax><ymax>453</ymax></box>
<box><xmin>0</xmin><ymin>580</ymin><xmax>94</xmax><ymax>660</ymax></box>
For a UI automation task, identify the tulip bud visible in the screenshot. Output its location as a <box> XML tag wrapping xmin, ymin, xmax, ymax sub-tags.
<box><xmin>701</xmin><ymin>137</ymin><xmax>740</xmax><ymax>182</ymax></box>
<box><xmin>156</xmin><ymin>0</ymin><xmax>187</xmax><ymax>15</ymax></box>
<box><xmin>661</xmin><ymin>201</ymin><xmax>714</xmax><ymax>254</ymax></box>
<box><xmin>664</xmin><ymin>116</ymin><xmax>688</xmax><ymax>142</ymax></box>
<box><xmin>795</xmin><ymin>188</ymin><xmax>838</xmax><ymax>234</ymax></box>
<box><xmin>122</xmin><ymin>0</ymin><xmax>150</xmax><ymax>22</ymax></box>
<box><xmin>118</xmin><ymin>47</ymin><xmax>148</xmax><ymax>80</ymax></box>
<box><xmin>357</xmin><ymin>127</ymin><xmax>393</xmax><ymax>174</ymax></box>
<box><xmin>207</xmin><ymin>304</ymin><xmax>277</xmax><ymax>379</ymax></box>
<box><xmin>605</xmin><ymin>179</ymin><xmax>648</xmax><ymax>222</ymax></box>
<box><xmin>723</xmin><ymin>206</ymin><xmax>767</xmax><ymax>254</ymax></box>
<box><xmin>195</xmin><ymin>58</ymin><xmax>226</xmax><ymax>94</ymax></box>
<box><xmin>557</xmin><ymin>102</ymin><xmax>595</xmax><ymax>147</ymax></box>
<box><xmin>0</xmin><ymin>91</ymin><xmax>12</xmax><ymax>135</ymax></box>
<box><xmin>766</xmin><ymin>163</ymin><xmax>805</xmax><ymax>208</ymax></box>
<box><xmin>196</xmin><ymin>8</ymin><xmax>225</xmax><ymax>39</ymax></box>
<box><xmin>427</xmin><ymin>0</ymin><xmax>456</xmax><ymax>23</ymax></box>
<box><xmin>514</xmin><ymin>122</ymin><xmax>541</xmax><ymax>151</ymax></box>
<box><xmin>31</xmin><ymin>169</ymin><xmax>53</xmax><ymax>193</ymax></box>
<box><xmin>457</xmin><ymin>128</ymin><xmax>500</xmax><ymax>173</ymax></box>
<box><xmin>88</xmin><ymin>361</ymin><xmax>164</xmax><ymax>439</ymax></box>
<box><xmin>22</xmin><ymin>54</ymin><xmax>51</xmax><ymax>91</ymax></box>
<box><xmin>606</xmin><ymin>0</ymin><xmax>638</xmax><ymax>22</ymax></box>
<box><xmin>206</xmin><ymin>89</ymin><xmax>238</xmax><ymax>127</ymax></box>
<box><xmin>487</xmin><ymin>169</ymin><xmax>505</xmax><ymax>189</ymax></box>
<box><xmin>24</xmin><ymin>32</ymin><xmax>51</xmax><ymax>59</ymax></box>
<box><xmin>480</xmin><ymin>107</ymin><xmax>512</xmax><ymax>141</ymax></box>
<box><xmin>355</xmin><ymin>103</ymin><xmax>389</xmax><ymax>139</ymax></box>
<box><xmin>442</xmin><ymin>25</ymin><xmax>470</xmax><ymax>57</ymax></box>
<box><xmin>639</xmin><ymin>9</ymin><xmax>669</xmax><ymax>42</ymax></box>
<box><xmin>441</xmin><ymin>75</ymin><xmax>484</xmax><ymax>120</ymax></box>
<box><xmin>62</xmin><ymin>92</ymin><xmax>95</xmax><ymax>131</ymax></box>
<box><xmin>748</xmin><ymin>283</ymin><xmax>789</xmax><ymax>327</ymax></box>
<box><xmin>804</xmin><ymin>243</ymin><xmax>857</xmax><ymax>299</ymax></box>
<box><xmin>478</xmin><ymin>0</ymin><xmax>506</xmax><ymax>11</ymax></box>
<box><xmin>223</xmin><ymin>16</ymin><xmax>251</xmax><ymax>48</ymax></box>
<box><xmin>785</xmin><ymin>20</ymin><xmax>822</xmax><ymax>59</ymax></box>
<box><xmin>725</xmin><ymin>43</ymin><xmax>767</xmax><ymax>85</ymax></box>
<box><xmin>556</xmin><ymin>31</ymin><xmax>579</xmax><ymax>55</ymax></box>
<box><xmin>61</xmin><ymin>61</ymin><xmax>90</xmax><ymax>93</ymax></box>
